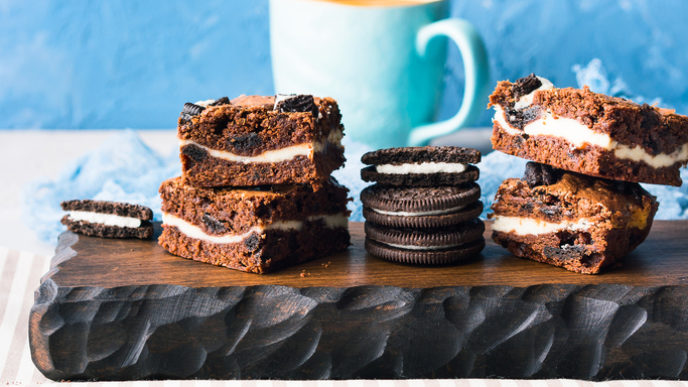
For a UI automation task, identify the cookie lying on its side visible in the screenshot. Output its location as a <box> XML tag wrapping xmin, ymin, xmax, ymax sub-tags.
<box><xmin>61</xmin><ymin>200</ymin><xmax>154</xmax><ymax>239</ymax></box>
<box><xmin>361</xmin><ymin>183</ymin><xmax>482</xmax><ymax>228</ymax></box>
<box><xmin>361</xmin><ymin>146</ymin><xmax>481</xmax><ymax>187</ymax></box>
<box><xmin>364</xmin><ymin>219</ymin><xmax>485</xmax><ymax>265</ymax></box>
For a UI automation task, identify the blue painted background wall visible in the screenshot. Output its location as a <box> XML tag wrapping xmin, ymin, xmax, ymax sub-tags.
<box><xmin>2</xmin><ymin>0</ymin><xmax>687</xmax><ymax>129</ymax></box>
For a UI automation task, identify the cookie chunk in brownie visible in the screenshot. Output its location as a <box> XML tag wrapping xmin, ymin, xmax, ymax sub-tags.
<box><xmin>158</xmin><ymin>176</ymin><xmax>350</xmax><ymax>274</ymax></box>
<box><xmin>489</xmin><ymin>162</ymin><xmax>659</xmax><ymax>274</ymax></box>
<box><xmin>61</xmin><ymin>200</ymin><xmax>153</xmax><ymax>239</ymax></box>
<box><xmin>489</xmin><ymin>74</ymin><xmax>688</xmax><ymax>186</ymax></box>
<box><xmin>361</xmin><ymin>146</ymin><xmax>481</xmax><ymax>187</ymax></box>
<box><xmin>178</xmin><ymin>94</ymin><xmax>345</xmax><ymax>187</ymax></box>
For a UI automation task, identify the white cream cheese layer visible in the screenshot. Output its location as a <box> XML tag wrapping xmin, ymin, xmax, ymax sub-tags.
<box><xmin>614</xmin><ymin>142</ymin><xmax>688</xmax><ymax>168</ymax></box>
<box><xmin>162</xmin><ymin>212</ymin><xmax>348</xmax><ymax>244</ymax></box>
<box><xmin>371</xmin><ymin>204</ymin><xmax>467</xmax><ymax>217</ymax></box>
<box><xmin>180</xmin><ymin>130</ymin><xmax>342</xmax><ymax>164</ymax></box>
<box><xmin>67</xmin><ymin>211</ymin><xmax>142</xmax><ymax>228</ymax></box>
<box><xmin>492</xmin><ymin>106</ymin><xmax>688</xmax><ymax>168</ymax></box>
<box><xmin>493</xmin><ymin>106</ymin><xmax>611</xmax><ymax>148</ymax></box>
<box><xmin>375</xmin><ymin>162</ymin><xmax>466</xmax><ymax>175</ymax></box>
<box><xmin>491</xmin><ymin>215</ymin><xmax>594</xmax><ymax>236</ymax></box>
<box><xmin>181</xmin><ymin>140</ymin><xmax>313</xmax><ymax>163</ymax></box>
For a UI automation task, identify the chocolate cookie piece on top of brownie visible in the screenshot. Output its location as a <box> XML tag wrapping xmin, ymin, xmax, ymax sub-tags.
<box><xmin>489</xmin><ymin>162</ymin><xmax>659</xmax><ymax>274</ymax></box>
<box><xmin>489</xmin><ymin>74</ymin><xmax>688</xmax><ymax>186</ymax></box>
<box><xmin>158</xmin><ymin>176</ymin><xmax>350</xmax><ymax>274</ymax></box>
<box><xmin>178</xmin><ymin>94</ymin><xmax>345</xmax><ymax>187</ymax></box>
<box><xmin>61</xmin><ymin>199</ymin><xmax>153</xmax><ymax>239</ymax></box>
<box><xmin>361</xmin><ymin>146</ymin><xmax>481</xmax><ymax>187</ymax></box>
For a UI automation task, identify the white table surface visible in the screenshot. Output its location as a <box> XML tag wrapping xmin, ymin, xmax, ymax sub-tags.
<box><xmin>0</xmin><ymin>130</ymin><xmax>179</xmax><ymax>257</ymax></box>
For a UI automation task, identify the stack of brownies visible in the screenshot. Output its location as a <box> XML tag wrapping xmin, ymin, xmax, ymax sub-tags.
<box><xmin>487</xmin><ymin>74</ymin><xmax>688</xmax><ymax>273</ymax></box>
<box><xmin>158</xmin><ymin>94</ymin><xmax>351</xmax><ymax>273</ymax></box>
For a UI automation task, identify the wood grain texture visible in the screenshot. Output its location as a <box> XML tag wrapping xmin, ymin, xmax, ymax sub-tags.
<box><xmin>29</xmin><ymin>221</ymin><xmax>688</xmax><ymax>381</ymax></box>
<box><xmin>46</xmin><ymin>221</ymin><xmax>688</xmax><ymax>287</ymax></box>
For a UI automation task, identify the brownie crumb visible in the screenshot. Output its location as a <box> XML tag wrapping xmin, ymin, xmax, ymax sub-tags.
<box><xmin>300</xmin><ymin>269</ymin><xmax>311</xmax><ymax>278</ymax></box>
<box><xmin>524</xmin><ymin>162</ymin><xmax>562</xmax><ymax>188</ymax></box>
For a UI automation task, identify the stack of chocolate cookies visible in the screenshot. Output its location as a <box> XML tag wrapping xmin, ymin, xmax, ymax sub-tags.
<box><xmin>158</xmin><ymin>94</ymin><xmax>351</xmax><ymax>274</ymax></box>
<box><xmin>487</xmin><ymin>74</ymin><xmax>688</xmax><ymax>273</ymax></box>
<box><xmin>360</xmin><ymin>146</ymin><xmax>485</xmax><ymax>265</ymax></box>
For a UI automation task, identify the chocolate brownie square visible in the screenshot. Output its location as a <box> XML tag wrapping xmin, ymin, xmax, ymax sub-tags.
<box><xmin>178</xmin><ymin>94</ymin><xmax>345</xmax><ymax>187</ymax></box>
<box><xmin>158</xmin><ymin>176</ymin><xmax>350</xmax><ymax>273</ymax></box>
<box><xmin>489</xmin><ymin>74</ymin><xmax>688</xmax><ymax>186</ymax></box>
<box><xmin>489</xmin><ymin>162</ymin><xmax>659</xmax><ymax>274</ymax></box>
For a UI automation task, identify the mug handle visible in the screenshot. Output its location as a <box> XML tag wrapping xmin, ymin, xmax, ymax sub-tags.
<box><xmin>407</xmin><ymin>19</ymin><xmax>490</xmax><ymax>146</ymax></box>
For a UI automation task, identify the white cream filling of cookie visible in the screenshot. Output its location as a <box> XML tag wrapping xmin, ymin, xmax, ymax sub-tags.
<box><xmin>162</xmin><ymin>212</ymin><xmax>348</xmax><ymax>244</ymax></box>
<box><xmin>371</xmin><ymin>204</ymin><xmax>467</xmax><ymax>217</ymax></box>
<box><xmin>491</xmin><ymin>215</ymin><xmax>594</xmax><ymax>236</ymax></box>
<box><xmin>179</xmin><ymin>130</ymin><xmax>342</xmax><ymax>164</ymax></box>
<box><xmin>383</xmin><ymin>242</ymin><xmax>463</xmax><ymax>251</ymax></box>
<box><xmin>492</xmin><ymin>106</ymin><xmax>688</xmax><ymax>168</ymax></box>
<box><xmin>194</xmin><ymin>99</ymin><xmax>216</xmax><ymax>107</ymax></box>
<box><xmin>375</xmin><ymin>162</ymin><xmax>466</xmax><ymax>175</ymax></box>
<box><xmin>67</xmin><ymin>211</ymin><xmax>142</xmax><ymax>228</ymax></box>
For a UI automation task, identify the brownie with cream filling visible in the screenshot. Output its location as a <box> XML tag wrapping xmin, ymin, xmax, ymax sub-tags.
<box><xmin>158</xmin><ymin>176</ymin><xmax>350</xmax><ymax>273</ymax></box>
<box><xmin>489</xmin><ymin>74</ymin><xmax>688</xmax><ymax>186</ymax></box>
<box><xmin>489</xmin><ymin>162</ymin><xmax>658</xmax><ymax>274</ymax></box>
<box><xmin>179</xmin><ymin>94</ymin><xmax>345</xmax><ymax>187</ymax></box>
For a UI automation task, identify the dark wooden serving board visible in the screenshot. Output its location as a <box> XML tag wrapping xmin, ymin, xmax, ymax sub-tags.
<box><xmin>30</xmin><ymin>221</ymin><xmax>688</xmax><ymax>381</ymax></box>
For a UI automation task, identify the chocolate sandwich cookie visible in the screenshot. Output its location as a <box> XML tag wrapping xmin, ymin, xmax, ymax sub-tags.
<box><xmin>61</xmin><ymin>199</ymin><xmax>154</xmax><ymax>239</ymax></box>
<box><xmin>361</xmin><ymin>183</ymin><xmax>482</xmax><ymax>228</ymax></box>
<box><xmin>361</xmin><ymin>146</ymin><xmax>481</xmax><ymax>187</ymax></box>
<box><xmin>364</xmin><ymin>219</ymin><xmax>485</xmax><ymax>265</ymax></box>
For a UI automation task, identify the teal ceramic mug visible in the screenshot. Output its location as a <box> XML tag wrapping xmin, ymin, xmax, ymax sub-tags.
<box><xmin>269</xmin><ymin>0</ymin><xmax>489</xmax><ymax>148</ymax></box>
